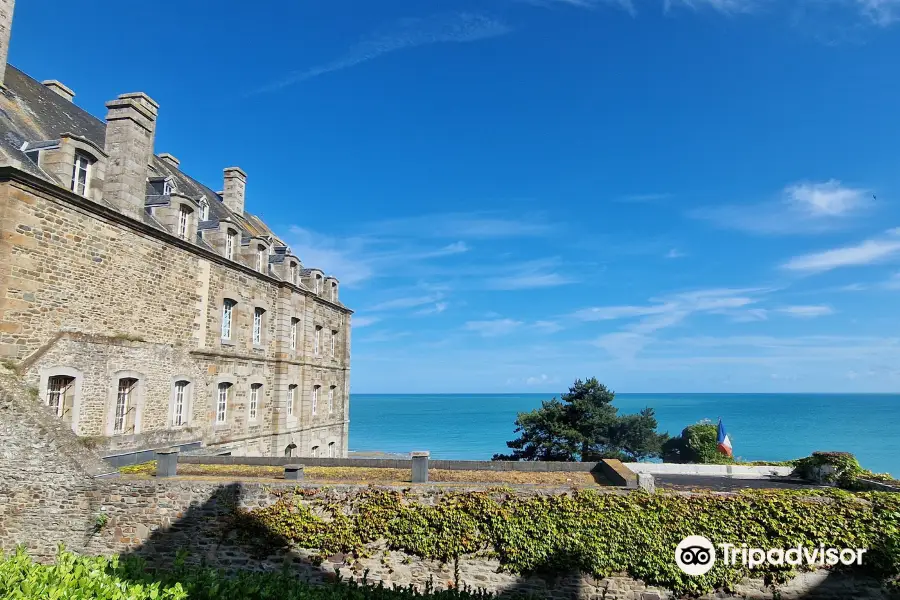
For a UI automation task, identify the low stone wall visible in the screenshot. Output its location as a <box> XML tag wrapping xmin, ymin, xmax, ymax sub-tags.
<box><xmin>624</xmin><ymin>462</ymin><xmax>794</xmax><ymax>479</ymax></box>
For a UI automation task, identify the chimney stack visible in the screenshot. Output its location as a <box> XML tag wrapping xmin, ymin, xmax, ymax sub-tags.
<box><xmin>222</xmin><ymin>167</ymin><xmax>247</xmax><ymax>216</ymax></box>
<box><xmin>158</xmin><ymin>153</ymin><xmax>180</xmax><ymax>169</ymax></box>
<box><xmin>0</xmin><ymin>0</ymin><xmax>15</xmax><ymax>88</ymax></box>
<box><xmin>42</xmin><ymin>80</ymin><xmax>75</xmax><ymax>102</ymax></box>
<box><xmin>102</xmin><ymin>92</ymin><xmax>159</xmax><ymax>220</ymax></box>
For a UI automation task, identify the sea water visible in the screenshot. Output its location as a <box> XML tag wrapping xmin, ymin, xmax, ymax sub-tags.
<box><xmin>349</xmin><ymin>393</ymin><xmax>900</xmax><ymax>476</ymax></box>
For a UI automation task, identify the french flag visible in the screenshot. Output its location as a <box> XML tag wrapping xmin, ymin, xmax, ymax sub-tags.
<box><xmin>717</xmin><ymin>419</ymin><xmax>733</xmax><ymax>457</ymax></box>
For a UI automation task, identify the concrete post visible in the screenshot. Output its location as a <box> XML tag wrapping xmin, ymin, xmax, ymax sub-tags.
<box><xmin>411</xmin><ymin>451</ymin><xmax>429</xmax><ymax>483</ymax></box>
<box><xmin>637</xmin><ymin>472</ymin><xmax>655</xmax><ymax>494</ymax></box>
<box><xmin>285</xmin><ymin>464</ymin><xmax>305</xmax><ymax>481</ymax></box>
<box><xmin>156</xmin><ymin>448</ymin><xmax>179</xmax><ymax>478</ymax></box>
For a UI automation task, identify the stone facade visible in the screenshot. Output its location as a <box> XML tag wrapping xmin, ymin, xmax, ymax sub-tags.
<box><xmin>0</xmin><ymin>0</ymin><xmax>351</xmax><ymax>457</ymax></box>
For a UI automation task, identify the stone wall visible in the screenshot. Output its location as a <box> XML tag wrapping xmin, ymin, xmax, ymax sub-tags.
<box><xmin>61</xmin><ymin>480</ymin><xmax>897</xmax><ymax>600</ymax></box>
<box><xmin>0</xmin><ymin>168</ymin><xmax>349</xmax><ymax>457</ymax></box>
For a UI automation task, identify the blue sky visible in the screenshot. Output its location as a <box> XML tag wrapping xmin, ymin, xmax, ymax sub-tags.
<box><xmin>12</xmin><ymin>0</ymin><xmax>900</xmax><ymax>393</ymax></box>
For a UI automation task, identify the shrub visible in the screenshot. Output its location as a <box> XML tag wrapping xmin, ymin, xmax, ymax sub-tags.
<box><xmin>661</xmin><ymin>420</ymin><xmax>733</xmax><ymax>464</ymax></box>
<box><xmin>793</xmin><ymin>452</ymin><xmax>896</xmax><ymax>489</ymax></box>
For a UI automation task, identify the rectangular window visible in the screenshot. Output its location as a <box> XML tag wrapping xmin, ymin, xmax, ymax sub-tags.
<box><xmin>216</xmin><ymin>383</ymin><xmax>229</xmax><ymax>424</ymax></box>
<box><xmin>290</xmin><ymin>263</ymin><xmax>298</xmax><ymax>285</ymax></box>
<box><xmin>314</xmin><ymin>326</ymin><xmax>321</xmax><ymax>356</ymax></box>
<box><xmin>331</xmin><ymin>283</ymin><xmax>337</xmax><ymax>301</ymax></box>
<box><xmin>222</xmin><ymin>299</ymin><xmax>235</xmax><ymax>340</ymax></box>
<box><xmin>70</xmin><ymin>153</ymin><xmax>90</xmax><ymax>196</ymax></box>
<box><xmin>256</xmin><ymin>245</ymin><xmax>266</xmax><ymax>273</ymax></box>
<box><xmin>328</xmin><ymin>442</ymin><xmax>335</xmax><ymax>458</ymax></box>
<box><xmin>253</xmin><ymin>307</ymin><xmax>264</xmax><ymax>345</ymax></box>
<box><xmin>178</xmin><ymin>205</ymin><xmax>190</xmax><ymax>239</ymax></box>
<box><xmin>114</xmin><ymin>378</ymin><xmax>136</xmax><ymax>434</ymax></box>
<box><xmin>290</xmin><ymin>318</ymin><xmax>298</xmax><ymax>351</ymax></box>
<box><xmin>287</xmin><ymin>385</ymin><xmax>296</xmax><ymax>418</ymax></box>
<box><xmin>225</xmin><ymin>231</ymin><xmax>236</xmax><ymax>260</ymax></box>
<box><xmin>331</xmin><ymin>330</ymin><xmax>337</xmax><ymax>357</ymax></box>
<box><xmin>328</xmin><ymin>387</ymin><xmax>334</xmax><ymax>414</ymax></box>
<box><xmin>173</xmin><ymin>381</ymin><xmax>187</xmax><ymax>426</ymax></box>
<box><xmin>312</xmin><ymin>386</ymin><xmax>319</xmax><ymax>416</ymax></box>
<box><xmin>249</xmin><ymin>383</ymin><xmax>260</xmax><ymax>421</ymax></box>
<box><xmin>200</xmin><ymin>198</ymin><xmax>210</xmax><ymax>221</ymax></box>
<box><xmin>46</xmin><ymin>375</ymin><xmax>74</xmax><ymax>417</ymax></box>
<box><xmin>315</xmin><ymin>276</ymin><xmax>322</xmax><ymax>294</ymax></box>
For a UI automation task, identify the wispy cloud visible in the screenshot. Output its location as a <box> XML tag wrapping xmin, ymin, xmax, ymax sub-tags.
<box><xmin>781</xmin><ymin>228</ymin><xmax>900</xmax><ymax>273</ymax></box>
<box><xmin>415</xmin><ymin>302</ymin><xmax>449</xmax><ymax>315</ymax></box>
<box><xmin>368</xmin><ymin>294</ymin><xmax>444</xmax><ymax>311</ymax></box>
<box><xmin>613</xmin><ymin>192</ymin><xmax>673</xmax><ymax>204</ymax></box>
<box><xmin>776</xmin><ymin>305</ymin><xmax>835</xmax><ymax>318</ymax></box>
<box><xmin>352</xmin><ymin>316</ymin><xmax>381</xmax><ymax>328</ymax></box>
<box><xmin>691</xmin><ymin>180</ymin><xmax>871</xmax><ymax>235</ymax></box>
<box><xmin>884</xmin><ymin>273</ymin><xmax>900</xmax><ymax>290</ymax></box>
<box><xmin>665</xmin><ymin>248</ymin><xmax>686</xmax><ymax>259</ymax></box>
<box><xmin>534</xmin><ymin>320</ymin><xmax>564</xmax><ymax>333</ymax></box>
<box><xmin>581</xmin><ymin>287</ymin><xmax>769</xmax><ymax>359</ymax></box>
<box><xmin>490</xmin><ymin>272</ymin><xmax>574</xmax><ymax>290</ymax></box>
<box><xmin>252</xmin><ymin>12</ymin><xmax>511</xmax><ymax>93</ymax></box>
<box><xmin>369</xmin><ymin>212</ymin><xmax>557</xmax><ymax>239</ymax></box>
<box><xmin>464</xmin><ymin>318</ymin><xmax>523</xmax><ymax>337</ymax></box>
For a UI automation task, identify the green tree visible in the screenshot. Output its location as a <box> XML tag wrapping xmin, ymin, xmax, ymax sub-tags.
<box><xmin>661</xmin><ymin>420</ymin><xmax>733</xmax><ymax>464</ymax></box>
<box><xmin>493</xmin><ymin>378</ymin><xmax>669</xmax><ymax>462</ymax></box>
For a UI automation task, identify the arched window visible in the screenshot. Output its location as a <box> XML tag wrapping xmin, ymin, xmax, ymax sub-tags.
<box><xmin>256</xmin><ymin>244</ymin><xmax>266</xmax><ymax>272</ymax></box>
<box><xmin>285</xmin><ymin>443</ymin><xmax>297</xmax><ymax>457</ymax></box>
<box><xmin>311</xmin><ymin>445</ymin><xmax>319</xmax><ymax>458</ymax></box>
<box><xmin>328</xmin><ymin>442</ymin><xmax>336</xmax><ymax>458</ymax></box>
<box><xmin>216</xmin><ymin>382</ymin><xmax>231</xmax><ymax>424</ymax></box>
<box><xmin>39</xmin><ymin>367</ymin><xmax>83</xmax><ymax>434</ymax></box>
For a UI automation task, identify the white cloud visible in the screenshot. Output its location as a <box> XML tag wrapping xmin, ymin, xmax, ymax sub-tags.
<box><xmin>776</xmin><ymin>305</ymin><xmax>834</xmax><ymax>318</ymax></box>
<box><xmin>781</xmin><ymin>230</ymin><xmax>900</xmax><ymax>273</ymax></box>
<box><xmin>415</xmin><ymin>302</ymin><xmax>449</xmax><ymax>315</ymax></box>
<box><xmin>368</xmin><ymin>294</ymin><xmax>444</xmax><ymax>311</ymax></box>
<box><xmin>691</xmin><ymin>180</ymin><xmax>870</xmax><ymax>235</ymax></box>
<box><xmin>665</xmin><ymin>248</ymin><xmax>686</xmax><ymax>259</ymax></box>
<box><xmin>352</xmin><ymin>316</ymin><xmax>381</xmax><ymax>328</ymax></box>
<box><xmin>464</xmin><ymin>318</ymin><xmax>523</xmax><ymax>337</ymax></box>
<box><xmin>525</xmin><ymin>374</ymin><xmax>560</xmax><ymax>386</ymax></box>
<box><xmin>252</xmin><ymin>13</ymin><xmax>511</xmax><ymax>93</ymax></box>
<box><xmin>490</xmin><ymin>272</ymin><xmax>573</xmax><ymax>290</ymax></box>
<box><xmin>534</xmin><ymin>320</ymin><xmax>564</xmax><ymax>333</ymax></box>
<box><xmin>786</xmin><ymin>180</ymin><xmax>870</xmax><ymax>216</ymax></box>
<box><xmin>884</xmin><ymin>273</ymin><xmax>900</xmax><ymax>290</ymax></box>
<box><xmin>370</xmin><ymin>212</ymin><xmax>557</xmax><ymax>239</ymax></box>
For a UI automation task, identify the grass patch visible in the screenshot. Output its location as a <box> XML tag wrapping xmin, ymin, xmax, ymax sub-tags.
<box><xmin>118</xmin><ymin>461</ymin><xmax>604</xmax><ymax>486</ymax></box>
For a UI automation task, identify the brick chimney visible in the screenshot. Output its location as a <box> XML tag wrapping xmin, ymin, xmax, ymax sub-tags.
<box><xmin>0</xmin><ymin>0</ymin><xmax>15</xmax><ymax>88</ymax></box>
<box><xmin>102</xmin><ymin>92</ymin><xmax>159</xmax><ymax>220</ymax></box>
<box><xmin>42</xmin><ymin>80</ymin><xmax>75</xmax><ymax>102</ymax></box>
<box><xmin>222</xmin><ymin>167</ymin><xmax>246</xmax><ymax>216</ymax></box>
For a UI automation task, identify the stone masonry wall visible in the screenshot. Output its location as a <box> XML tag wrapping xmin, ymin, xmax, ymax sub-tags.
<box><xmin>67</xmin><ymin>480</ymin><xmax>898</xmax><ymax>600</ymax></box>
<box><xmin>0</xmin><ymin>171</ymin><xmax>349</xmax><ymax>457</ymax></box>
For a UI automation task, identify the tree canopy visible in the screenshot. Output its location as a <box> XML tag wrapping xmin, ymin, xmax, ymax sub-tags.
<box><xmin>661</xmin><ymin>420</ymin><xmax>734</xmax><ymax>464</ymax></box>
<box><xmin>492</xmin><ymin>378</ymin><xmax>669</xmax><ymax>462</ymax></box>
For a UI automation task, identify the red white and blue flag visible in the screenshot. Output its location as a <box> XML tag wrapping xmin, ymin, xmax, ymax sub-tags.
<box><xmin>717</xmin><ymin>419</ymin><xmax>733</xmax><ymax>457</ymax></box>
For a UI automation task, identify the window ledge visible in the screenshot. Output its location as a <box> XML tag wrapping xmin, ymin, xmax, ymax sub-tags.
<box><xmin>220</xmin><ymin>338</ymin><xmax>236</xmax><ymax>347</ymax></box>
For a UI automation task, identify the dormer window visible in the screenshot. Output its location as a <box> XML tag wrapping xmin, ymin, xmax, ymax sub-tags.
<box><xmin>315</xmin><ymin>274</ymin><xmax>322</xmax><ymax>294</ymax></box>
<box><xmin>225</xmin><ymin>229</ymin><xmax>236</xmax><ymax>260</ymax></box>
<box><xmin>290</xmin><ymin>262</ymin><xmax>298</xmax><ymax>285</ymax></box>
<box><xmin>177</xmin><ymin>205</ymin><xmax>192</xmax><ymax>240</ymax></box>
<box><xmin>199</xmin><ymin>197</ymin><xmax>210</xmax><ymax>221</ymax></box>
<box><xmin>163</xmin><ymin>180</ymin><xmax>173</xmax><ymax>195</ymax></box>
<box><xmin>331</xmin><ymin>282</ymin><xmax>337</xmax><ymax>301</ymax></box>
<box><xmin>71</xmin><ymin>152</ymin><xmax>91</xmax><ymax>197</ymax></box>
<box><xmin>256</xmin><ymin>244</ymin><xmax>266</xmax><ymax>273</ymax></box>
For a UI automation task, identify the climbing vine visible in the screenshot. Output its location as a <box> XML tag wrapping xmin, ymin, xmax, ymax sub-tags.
<box><xmin>230</xmin><ymin>487</ymin><xmax>900</xmax><ymax>597</ymax></box>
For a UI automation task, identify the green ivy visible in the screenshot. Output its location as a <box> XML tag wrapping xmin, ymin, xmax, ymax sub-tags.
<box><xmin>0</xmin><ymin>547</ymin><xmax>503</xmax><ymax>600</ymax></box>
<box><xmin>232</xmin><ymin>487</ymin><xmax>900</xmax><ymax>597</ymax></box>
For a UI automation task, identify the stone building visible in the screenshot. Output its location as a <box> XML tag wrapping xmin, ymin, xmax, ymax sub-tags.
<box><xmin>0</xmin><ymin>0</ymin><xmax>352</xmax><ymax>458</ymax></box>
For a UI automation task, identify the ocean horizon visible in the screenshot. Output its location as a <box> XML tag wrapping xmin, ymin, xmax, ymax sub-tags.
<box><xmin>349</xmin><ymin>392</ymin><xmax>900</xmax><ymax>476</ymax></box>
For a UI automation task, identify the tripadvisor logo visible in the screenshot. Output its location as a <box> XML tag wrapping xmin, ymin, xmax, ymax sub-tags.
<box><xmin>675</xmin><ymin>536</ymin><xmax>868</xmax><ymax>576</ymax></box>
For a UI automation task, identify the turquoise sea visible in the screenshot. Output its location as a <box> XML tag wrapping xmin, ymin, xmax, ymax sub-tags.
<box><xmin>349</xmin><ymin>393</ymin><xmax>900</xmax><ymax>476</ymax></box>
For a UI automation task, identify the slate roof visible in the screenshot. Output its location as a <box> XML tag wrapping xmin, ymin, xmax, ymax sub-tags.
<box><xmin>0</xmin><ymin>64</ymin><xmax>321</xmax><ymax>285</ymax></box>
